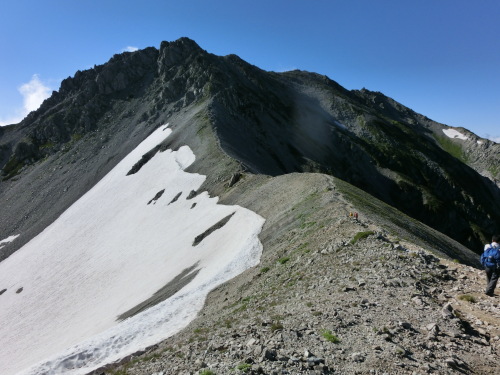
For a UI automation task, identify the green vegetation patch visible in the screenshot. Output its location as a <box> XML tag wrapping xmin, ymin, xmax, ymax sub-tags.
<box><xmin>300</xmin><ymin>221</ymin><xmax>316</xmax><ymax>229</ymax></box>
<box><xmin>260</xmin><ymin>266</ymin><xmax>270</xmax><ymax>274</ymax></box>
<box><xmin>232</xmin><ymin>302</ymin><xmax>248</xmax><ymax>313</ymax></box>
<box><xmin>236</xmin><ymin>363</ymin><xmax>252</xmax><ymax>372</ymax></box>
<box><xmin>109</xmin><ymin>370</ymin><xmax>129</xmax><ymax>375</ymax></box>
<box><xmin>193</xmin><ymin>327</ymin><xmax>210</xmax><ymax>334</ymax></box>
<box><xmin>39</xmin><ymin>141</ymin><xmax>56</xmax><ymax>149</ymax></box>
<box><xmin>434</xmin><ymin>135</ymin><xmax>467</xmax><ymax>163</ymax></box>
<box><xmin>2</xmin><ymin>157</ymin><xmax>24</xmax><ymax>181</ymax></box>
<box><xmin>278</xmin><ymin>257</ymin><xmax>290</xmax><ymax>264</ymax></box>
<box><xmin>296</xmin><ymin>242</ymin><xmax>310</xmax><ymax>253</ymax></box>
<box><xmin>350</xmin><ymin>231</ymin><xmax>375</xmax><ymax>245</ymax></box>
<box><xmin>458</xmin><ymin>294</ymin><xmax>476</xmax><ymax>303</ymax></box>
<box><xmin>321</xmin><ymin>330</ymin><xmax>341</xmax><ymax>343</ymax></box>
<box><xmin>270</xmin><ymin>321</ymin><xmax>284</xmax><ymax>332</ymax></box>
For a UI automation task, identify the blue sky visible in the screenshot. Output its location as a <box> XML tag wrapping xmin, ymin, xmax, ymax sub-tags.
<box><xmin>0</xmin><ymin>0</ymin><xmax>498</xmax><ymax>141</ymax></box>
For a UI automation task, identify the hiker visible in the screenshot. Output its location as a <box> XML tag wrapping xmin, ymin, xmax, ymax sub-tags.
<box><xmin>481</xmin><ymin>235</ymin><xmax>500</xmax><ymax>296</ymax></box>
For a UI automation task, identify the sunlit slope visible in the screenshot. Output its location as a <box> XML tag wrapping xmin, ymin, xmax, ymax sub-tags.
<box><xmin>0</xmin><ymin>124</ymin><xmax>264</xmax><ymax>375</ymax></box>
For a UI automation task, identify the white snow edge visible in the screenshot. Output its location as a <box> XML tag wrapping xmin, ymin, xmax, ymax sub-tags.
<box><xmin>0</xmin><ymin>234</ymin><xmax>20</xmax><ymax>250</ymax></box>
<box><xmin>442</xmin><ymin>128</ymin><xmax>468</xmax><ymax>140</ymax></box>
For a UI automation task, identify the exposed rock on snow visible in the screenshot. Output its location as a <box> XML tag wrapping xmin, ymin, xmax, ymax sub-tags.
<box><xmin>117</xmin><ymin>263</ymin><xmax>200</xmax><ymax>321</ymax></box>
<box><xmin>192</xmin><ymin>212</ymin><xmax>236</xmax><ymax>246</ymax></box>
<box><xmin>147</xmin><ymin>189</ymin><xmax>165</xmax><ymax>205</ymax></box>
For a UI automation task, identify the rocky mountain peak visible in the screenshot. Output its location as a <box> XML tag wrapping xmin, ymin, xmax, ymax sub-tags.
<box><xmin>158</xmin><ymin>37</ymin><xmax>206</xmax><ymax>72</ymax></box>
<box><xmin>0</xmin><ymin>38</ymin><xmax>499</xmax><ymax>258</ymax></box>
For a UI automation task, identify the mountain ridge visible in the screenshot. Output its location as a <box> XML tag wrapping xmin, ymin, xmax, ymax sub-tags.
<box><xmin>1</xmin><ymin>37</ymin><xmax>499</xmax><ymax>260</ymax></box>
<box><xmin>2</xmin><ymin>37</ymin><xmax>499</xmax><ymax>259</ymax></box>
<box><xmin>0</xmin><ymin>37</ymin><xmax>499</xmax><ymax>374</ymax></box>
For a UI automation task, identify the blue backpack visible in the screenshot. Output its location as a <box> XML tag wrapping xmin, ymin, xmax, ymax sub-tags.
<box><xmin>481</xmin><ymin>244</ymin><xmax>500</xmax><ymax>268</ymax></box>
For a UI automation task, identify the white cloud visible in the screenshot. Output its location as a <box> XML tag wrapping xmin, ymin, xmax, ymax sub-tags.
<box><xmin>484</xmin><ymin>134</ymin><xmax>500</xmax><ymax>144</ymax></box>
<box><xmin>122</xmin><ymin>46</ymin><xmax>139</xmax><ymax>53</ymax></box>
<box><xmin>19</xmin><ymin>74</ymin><xmax>51</xmax><ymax>113</ymax></box>
<box><xmin>0</xmin><ymin>75</ymin><xmax>51</xmax><ymax>126</ymax></box>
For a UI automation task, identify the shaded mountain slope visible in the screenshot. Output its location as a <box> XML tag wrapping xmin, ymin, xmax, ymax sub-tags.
<box><xmin>207</xmin><ymin>67</ymin><xmax>500</xmax><ymax>251</ymax></box>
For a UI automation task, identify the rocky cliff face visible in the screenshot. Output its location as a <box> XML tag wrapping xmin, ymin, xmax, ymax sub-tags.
<box><xmin>0</xmin><ymin>37</ymin><xmax>499</xmax><ymax>262</ymax></box>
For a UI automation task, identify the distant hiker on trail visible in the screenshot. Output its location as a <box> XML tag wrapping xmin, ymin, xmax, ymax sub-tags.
<box><xmin>480</xmin><ymin>235</ymin><xmax>500</xmax><ymax>297</ymax></box>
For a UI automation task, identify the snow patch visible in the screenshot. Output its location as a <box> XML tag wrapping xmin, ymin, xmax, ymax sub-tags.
<box><xmin>0</xmin><ymin>125</ymin><xmax>265</xmax><ymax>375</ymax></box>
<box><xmin>477</xmin><ymin>140</ymin><xmax>484</xmax><ymax>145</ymax></box>
<box><xmin>0</xmin><ymin>234</ymin><xmax>20</xmax><ymax>250</ymax></box>
<box><xmin>442</xmin><ymin>128</ymin><xmax>468</xmax><ymax>140</ymax></box>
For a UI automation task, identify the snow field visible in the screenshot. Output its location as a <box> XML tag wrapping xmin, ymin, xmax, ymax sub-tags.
<box><xmin>0</xmin><ymin>125</ymin><xmax>265</xmax><ymax>375</ymax></box>
<box><xmin>442</xmin><ymin>128</ymin><xmax>468</xmax><ymax>140</ymax></box>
